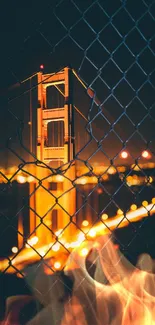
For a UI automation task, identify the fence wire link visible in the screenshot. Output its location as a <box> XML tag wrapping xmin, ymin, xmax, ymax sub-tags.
<box><xmin>1</xmin><ymin>0</ymin><xmax>155</xmax><ymax>321</ymax></box>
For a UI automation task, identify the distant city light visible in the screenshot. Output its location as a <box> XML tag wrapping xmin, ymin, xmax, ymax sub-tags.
<box><xmin>88</xmin><ymin>229</ymin><xmax>96</xmax><ymax>238</ymax></box>
<box><xmin>108</xmin><ymin>166</ymin><xmax>116</xmax><ymax>175</ymax></box>
<box><xmin>77</xmin><ymin>232</ymin><xmax>85</xmax><ymax>243</ymax></box>
<box><xmin>152</xmin><ymin>197</ymin><xmax>155</xmax><ymax>204</ymax></box>
<box><xmin>101</xmin><ymin>213</ymin><xmax>108</xmax><ymax>221</ymax></box>
<box><xmin>31</xmin><ymin>236</ymin><xmax>38</xmax><ymax>245</ymax></box>
<box><xmin>52</xmin><ymin>242</ymin><xmax>60</xmax><ymax>252</ymax></box>
<box><xmin>39</xmin><ymin>250</ymin><xmax>45</xmax><ymax>257</ymax></box>
<box><xmin>130</xmin><ymin>204</ymin><xmax>137</xmax><ymax>211</ymax></box>
<box><xmin>80</xmin><ymin>248</ymin><xmax>89</xmax><ymax>256</ymax></box>
<box><xmin>117</xmin><ymin>209</ymin><xmax>123</xmax><ymax>215</ymax></box>
<box><xmin>80</xmin><ymin>177</ymin><xmax>87</xmax><ymax>185</ymax></box>
<box><xmin>141</xmin><ymin>150</ymin><xmax>150</xmax><ymax>159</ymax></box>
<box><xmin>55</xmin><ymin>229</ymin><xmax>63</xmax><ymax>238</ymax></box>
<box><xmin>26</xmin><ymin>236</ymin><xmax>38</xmax><ymax>247</ymax></box>
<box><xmin>82</xmin><ymin>220</ymin><xmax>89</xmax><ymax>227</ymax></box>
<box><xmin>102</xmin><ymin>174</ymin><xmax>109</xmax><ymax>181</ymax></box>
<box><xmin>55</xmin><ymin>175</ymin><xmax>64</xmax><ymax>182</ymax></box>
<box><xmin>54</xmin><ymin>261</ymin><xmax>61</xmax><ymax>269</ymax></box>
<box><xmin>142</xmin><ymin>200</ymin><xmax>148</xmax><ymax>207</ymax></box>
<box><xmin>27</xmin><ymin>175</ymin><xmax>35</xmax><ymax>183</ymax></box>
<box><xmin>120</xmin><ymin>151</ymin><xmax>128</xmax><ymax>159</ymax></box>
<box><xmin>17</xmin><ymin>175</ymin><xmax>26</xmax><ymax>184</ymax></box>
<box><xmin>148</xmin><ymin>176</ymin><xmax>153</xmax><ymax>184</ymax></box>
<box><xmin>11</xmin><ymin>246</ymin><xmax>18</xmax><ymax>254</ymax></box>
<box><xmin>97</xmin><ymin>188</ymin><xmax>103</xmax><ymax>194</ymax></box>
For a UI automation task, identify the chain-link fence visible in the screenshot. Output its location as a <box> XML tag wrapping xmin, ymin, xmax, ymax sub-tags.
<box><xmin>0</xmin><ymin>0</ymin><xmax>155</xmax><ymax>323</ymax></box>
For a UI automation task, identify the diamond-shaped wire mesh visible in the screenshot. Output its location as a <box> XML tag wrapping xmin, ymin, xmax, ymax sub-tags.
<box><xmin>1</xmin><ymin>0</ymin><xmax>155</xmax><ymax>323</ymax></box>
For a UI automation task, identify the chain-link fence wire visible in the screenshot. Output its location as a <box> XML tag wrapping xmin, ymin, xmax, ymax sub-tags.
<box><xmin>1</xmin><ymin>0</ymin><xmax>155</xmax><ymax>321</ymax></box>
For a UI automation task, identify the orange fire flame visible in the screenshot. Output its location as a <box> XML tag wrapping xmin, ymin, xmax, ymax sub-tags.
<box><xmin>11</xmin><ymin>235</ymin><xmax>154</xmax><ymax>324</ymax></box>
<box><xmin>63</xmin><ymin>236</ymin><xmax>155</xmax><ymax>324</ymax></box>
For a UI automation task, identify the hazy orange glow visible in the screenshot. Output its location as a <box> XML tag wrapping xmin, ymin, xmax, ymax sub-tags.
<box><xmin>1</xmin><ymin>162</ymin><xmax>155</xmax><ymax>185</ymax></box>
<box><xmin>0</xmin><ymin>203</ymin><xmax>155</xmax><ymax>274</ymax></box>
<box><xmin>0</xmin><ymin>203</ymin><xmax>155</xmax><ymax>273</ymax></box>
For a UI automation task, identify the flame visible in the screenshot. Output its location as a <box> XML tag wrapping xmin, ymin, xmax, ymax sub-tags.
<box><xmin>15</xmin><ymin>235</ymin><xmax>155</xmax><ymax>325</ymax></box>
<box><xmin>63</xmin><ymin>236</ymin><xmax>155</xmax><ymax>324</ymax></box>
<box><xmin>2</xmin><ymin>236</ymin><xmax>155</xmax><ymax>324</ymax></box>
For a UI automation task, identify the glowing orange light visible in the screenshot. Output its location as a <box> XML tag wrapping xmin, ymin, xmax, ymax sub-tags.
<box><xmin>39</xmin><ymin>250</ymin><xmax>45</xmax><ymax>257</ymax></box>
<box><xmin>152</xmin><ymin>197</ymin><xmax>155</xmax><ymax>204</ymax></box>
<box><xmin>101</xmin><ymin>213</ymin><xmax>108</xmax><ymax>220</ymax></box>
<box><xmin>27</xmin><ymin>175</ymin><xmax>35</xmax><ymax>183</ymax></box>
<box><xmin>26</xmin><ymin>236</ymin><xmax>38</xmax><ymax>247</ymax></box>
<box><xmin>88</xmin><ymin>229</ymin><xmax>96</xmax><ymax>238</ymax></box>
<box><xmin>54</xmin><ymin>261</ymin><xmax>61</xmax><ymax>269</ymax></box>
<box><xmin>52</xmin><ymin>242</ymin><xmax>60</xmax><ymax>252</ymax></box>
<box><xmin>117</xmin><ymin>209</ymin><xmax>123</xmax><ymax>215</ymax></box>
<box><xmin>31</xmin><ymin>236</ymin><xmax>38</xmax><ymax>245</ymax></box>
<box><xmin>108</xmin><ymin>166</ymin><xmax>116</xmax><ymax>175</ymax></box>
<box><xmin>17</xmin><ymin>175</ymin><xmax>26</xmax><ymax>184</ymax></box>
<box><xmin>142</xmin><ymin>200</ymin><xmax>148</xmax><ymax>207</ymax></box>
<box><xmin>82</xmin><ymin>220</ymin><xmax>89</xmax><ymax>227</ymax></box>
<box><xmin>64</xmin><ymin>243</ymin><xmax>70</xmax><ymax>249</ymax></box>
<box><xmin>120</xmin><ymin>151</ymin><xmax>128</xmax><ymax>159</ymax></box>
<box><xmin>80</xmin><ymin>248</ymin><xmax>89</xmax><ymax>256</ymax></box>
<box><xmin>76</xmin><ymin>233</ymin><xmax>85</xmax><ymax>244</ymax></box>
<box><xmin>55</xmin><ymin>229</ymin><xmax>63</xmax><ymax>238</ymax></box>
<box><xmin>142</xmin><ymin>150</ymin><xmax>150</xmax><ymax>158</ymax></box>
<box><xmin>55</xmin><ymin>175</ymin><xmax>63</xmax><ymax>182</ymax></box>
<box><xmin>130</xmin><ymin>204</ymin><xmax>137</xmax><ymax>211</ymax></box>
<box><xmin>12</xmin><ymin>246</ymin><xmax>18</xmax><ymax>254</ymax></box>
<box><xmin>97</xmin><ymin>188</ymin><xmax>103</xmax><ymax>194</ymax></box>
<box><xmin>80</xmin><ymin>177</ymin><xmax>87</xmax><ymax>185</ymax></box>
<box><xmin>102</xmin><ymin>174</ymin><xmax>109</xmax><ymax>181</ymax></box>
<box><xmin>148</xmin><ymin>176</ymin><xmax>153</xmax><ymax>183</ymax></box>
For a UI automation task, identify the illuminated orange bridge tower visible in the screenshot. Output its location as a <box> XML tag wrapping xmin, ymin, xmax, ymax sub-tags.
<box><xmin>29</xmin><ymin>67</ymin><xmax>76</xmax><ymax>246</ymax></box>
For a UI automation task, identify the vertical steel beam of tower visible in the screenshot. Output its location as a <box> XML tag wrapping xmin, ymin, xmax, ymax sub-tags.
<box><xmin>29</xmin><ymin>77</ymin><xmax>37</xmax><ymax>236</ymax></box>
<box><xmin>63</xmin><ymin>67</ymin><xmax>76</xmax><ymax>235</ymax></box>
<box><xmin>29</xmin><ymin>67</ymin><xmax>76</xmax><ymax>246</ymax></box>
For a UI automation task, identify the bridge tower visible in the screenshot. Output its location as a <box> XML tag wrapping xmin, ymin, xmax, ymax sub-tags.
<box><xmin>30</xmin><ymin>67</ymin><xmax>76</xmax><ymax>246</ymax></box>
